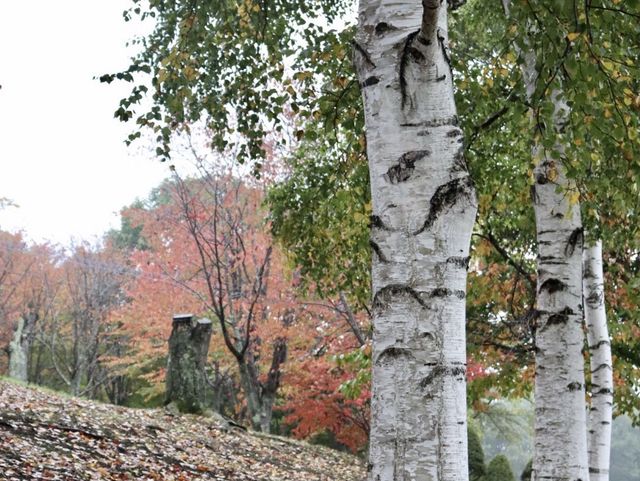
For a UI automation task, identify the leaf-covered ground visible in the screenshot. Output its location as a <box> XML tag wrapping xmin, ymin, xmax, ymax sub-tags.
<box><xmin>0</xmin><ymin>380</ymin><xmax>366</xmax><ymax>480</ymax></box>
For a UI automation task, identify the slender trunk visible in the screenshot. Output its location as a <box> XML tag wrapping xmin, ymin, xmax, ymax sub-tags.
<box><xmin>355</xmin><ymin>2</ymin><xmax>476</xmax><ymax>479</ymax></box>
<box><xmin>505</xmin><ymin>5</ymin><xmax>590</xmax><ymax>476</ymax></box>
<box><xmin>71</xmin><ymin>368</ymin><xmax>83</xmax><ymax>396</ymax></box>
<box><xmin>339</xmin><ymin>291</ymin><xmax>368</xmax><ymax>346</ymax></box>
<box><xmin>237</xmin><ymin>338</ymin><xmax>286</xmax><ymax>433</ymax></box>
<box><xmin>531</xmin><ymin>151</ymin><xmax>589</xmax><ymax>480</ymax></box>
<box><xmin>238</xmin><ymin>360</ymin><xmax>265</xmax><ymax>430</ymax></box>
<box><xmin>525</xmin><ymin>72</ymin><xmax>589</xmax><ymax>481</ymax></box>
<box><xmin>583</xmin><ymin>240</ymin><xmax>613</xmax><ymax>481</ymax></box>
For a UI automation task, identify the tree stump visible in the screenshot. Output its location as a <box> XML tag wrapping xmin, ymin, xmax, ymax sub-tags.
<box><xmin>8</xmin><ymin>313</ymin><xmax>37</xmax><ymax>382</ymax></box>
<box><xmin>165</xmin><ymin>314</ymin><xmax>212</xmax><ymax>414</ymax></box>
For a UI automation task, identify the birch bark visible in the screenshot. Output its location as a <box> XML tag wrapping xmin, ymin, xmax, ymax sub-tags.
<box><xmin>520</xmin><ymin>34</ymin><xmax>590</xmax><ymax>481</ymax></box>
<box><xmin>354</xmin><ymin>1</ymin><xmax>476</xmax><ymax>479</ymax></box>
<box><xmin>583</xmin><ymin>241</ymin><xmax>613</xmax><ymax>481</ymax></box>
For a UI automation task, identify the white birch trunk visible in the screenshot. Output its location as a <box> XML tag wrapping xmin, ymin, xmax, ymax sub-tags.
<box><xmin>523</xmin><ymin>57</ymin><xmax>590</xmax><ymax>481</ymax></box>
<box><xmin>502</xmin><ymin>3</ymin><xmax>590</xmax><ymax>475</ymax></box>
<box><xmin>355</xmin><ymin>2</ymin><xmax>476</xmax><ymax>479</ymax></box>
<box><xmin>583</xmin><ymin>241</ymin><xmax>613</xmax><ymax>481</ymax></box>
<box><xmin>531</xmin><ymin>152</ymin><xmax>589</xmax><ymax>481</ymax></box>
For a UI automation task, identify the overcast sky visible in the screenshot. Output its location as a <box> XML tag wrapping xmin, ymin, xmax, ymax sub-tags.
<box><xmin>0</xmin><ymin>1</ymin><xmax>187</xmax><ymax>246</ymax></box>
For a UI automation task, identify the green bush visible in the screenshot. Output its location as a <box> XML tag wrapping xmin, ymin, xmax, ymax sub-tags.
<box><xmin>520</xmin><ymin>459</ymin><xmax>532</xmax><ymax>481</ymax></box>
<box><xmin>468</xmin><ymin>426</ymin><xmax>487</xmax><ymax>481</ymax></box>
<box><xmin>485</xmin><ymin>454</ymin><xmax>515</xmax><ymax>481</ymax></box>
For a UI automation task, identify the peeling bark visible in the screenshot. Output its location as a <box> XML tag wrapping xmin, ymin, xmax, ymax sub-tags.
<box><xmin>584</xmin><ymin>241</ymin><xmax>612</xmax><ymax>481</ymax></box>
<box><xmin>356</xmin><ymin>1</ymin><xmax>476</xmax><ymax>479</ymax></box>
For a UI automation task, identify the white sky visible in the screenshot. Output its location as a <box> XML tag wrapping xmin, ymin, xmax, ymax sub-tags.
<box><xmin>0</xmin><ymin>1</ymin><xmax>188</xmax><ymax>246</ymax></box>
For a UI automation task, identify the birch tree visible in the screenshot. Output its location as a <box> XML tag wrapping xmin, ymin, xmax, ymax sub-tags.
<box><xmin>518</xmin><ymin>31</ymin><xmax>589</xmax><ymax>481</ymax></box>
<box><xmin>353</xmin><ymin>1</ymin><xmax>476</xmax><ymax>478</ymax></box>
<box><xmin>583</xmin><ymin>241</ymin><xmax>613</xmax><ymax>481</ymax></box>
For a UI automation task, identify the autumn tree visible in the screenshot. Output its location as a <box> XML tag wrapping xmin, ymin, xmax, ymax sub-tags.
<box><xmin>0</xmin><ymin>231</ymin><xmax>36</xmax><ymax>379</ymax></box>
<box><xmin>114</xmin><ymin>174</ymin><xmax>308</xmax><ymax>432</ymax></box>
<box><xmin>0</xmin><ymin>232</ymin><xmax>62</xmax><ymax>383</ymax></box>
<box><xmin>37</xmin><ymin>244</ymin><xmax>128</xmax><ymax>397</ymax></box>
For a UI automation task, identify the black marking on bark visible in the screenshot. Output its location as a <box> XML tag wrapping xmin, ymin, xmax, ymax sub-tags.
<box><xmin>436</xmin><ymin>28</ymin><xmax>452</xmax><ymax>72</ymax></box>
<box><xmin>419</xmin><ymin>331</ymin><xmax>435</xmax><ymax>340</ymax></box>
<box><xmin>400</xmin><ymin>116</ymin><xmax>459</xmax><ymax>128</ymax></box>
<box><xmin>567</xmin><ymin>381</ymin><xmax>583</xmax><ymax>391</ymax></box>
<box><xmin>369</xmin><ymin>240</ymin><xmax>389</xmax><ymax>263</ymax></box>
<box><xmin>417</xmin><ymin>129</ymin><xmax>430</xmax><ymax>136</ymax></box>
<box><xmin>375</xmin><ymin>22</ymin><xmax>397</xmax><ymax>35</ymax></box>
<box><xmin>539</xmin><ymin>278</ymin><xmax>566</xmax><ymax>294</ymax></box>
<box><xmin>589</xmin><ymin>339</ymin><xmax>611</xmax><ymax>350</ymax></box>
<box><xmin>413</xmin><ymin>177</ymin><xmax>473</xmax><ymax>235</ymax></box>
<box><xmin>530</xmin><ymin>184</ymin><xmax>540</xmax><ymax>205</ymax></box>
<box><xmin>416</xmin><ymin>35</ymin><xmax>432</xmax><ymax>46</ymax></box>
<box><xmin>430</xmin><ymin>288</ymin><xmax>466</xmax><ymax>299</ymax></box>
<box><xmin>361</xmin><ymin>76</ymin><xmax>380</xmax><ymax>88</ymax></box>
<box><xmin>586</xmin><ymin>289</ymin><xmax>604</xmax><ymax>307</ymax></box>
<box><xmin>384</xmin><ymin>150</ymin><xmax>429</xmax><ymax>184</ymax></box>
<box><xmin>447</xmin><ymin>129</ymin><xmax>462</xmax><ymax>137</ymax></box>
<box><xmin>400</xmin><ymin>30</ymin><xmax>420</xmax><ymax>110</ymax></box>
<box><xmin>419</xmin><ymin>365</ymin><xmax>447</xmax><ymax>388</ymax></box>
<box><xmin>420</xmin><ymin>365</ymin><xmax>466</xmax><ymax>389</ymax></box>
<box><xmin>446</xmin><ymin>256</ymin><xmax>470</xmax><ymax>268</ymax></box>
<box><xmin>591</xmin><ymin>363</ymin><xmax>612</xmax><ymax>373</ymax></box>
<box><xmin>377</xmin><ymin>346</ymin><xmax>411</xmax><ymax>362</ymax></box>
<box><xmin>589</xmin><ymin>468</ymin><xmax>601</xmax><ymax>474</ymax></box>
<box><xmin>370</xmin><ymin>215</ymin><xmax>394</xmax><ymax>231</ymax></box>
<box><xmin>594</xmin><ymin>387</ymin><xmax>614</xmax><ymax>396</ymax></box>
<box><xmin>451</xmin><ymin>146</ymin><xmax>468</xmax><ymax>173</ymax></box>
<box><xmin>545</xmin><ymin>307</ymin><xmax>574</xmax><ymax>327</ymax></box>
<box><xmin>436</xmin><ymin>74</ymin><xmax>446</xmax><ymax>82</ymax></box>
<box><xmin>367</xmin><ymin>463</ymin><xmax>374</xmax><ymax>472</ymax></box>
<box><xmin>565</xmin><ymin>227</ymin><xmax>584</xmax><ymax>257</ymax></box>
<box><xmin>373</xmin><ymin>284</ymin><xmax>430</xmax><ymax>311</ymax></box>
<box><xmin>352</xmin><ymin>41</ymin><xmax>376</xmax><ymax>68</ymax></box>
<box><xmin>536</xmin><ymin>173</ymin><xmax>548</xmax><ymax>184</ymax></box>
<box><xmin>447</xmin><ymin>0</ymin><xmax>467</xmax><ymax>10</ymax></box>
<box><xmin>408</xmin><ymin>46</ymin><xmax>426</xmax><ymax>63</ymax></box>
<box><xmin>539</xmin><ymin>255</ymin><xmax>568</xmax><ymax>266</ymax></box>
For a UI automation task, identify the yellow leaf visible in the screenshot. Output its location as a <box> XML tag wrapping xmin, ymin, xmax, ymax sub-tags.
<box><xmin>567</xmin><ymin>32</ymin><xmax>580</xmax><ymax>42</ymax></box>
<box><xmin>568</xmin><ymin>191</ymin><xmax>580</xmax><ymax>205</ymax></box>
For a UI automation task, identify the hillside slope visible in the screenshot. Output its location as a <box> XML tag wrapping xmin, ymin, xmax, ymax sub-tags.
<box><xmin>0</xmin><ymin>380</ymin><xmax>366</xmax><ymax>480</ymax></box>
